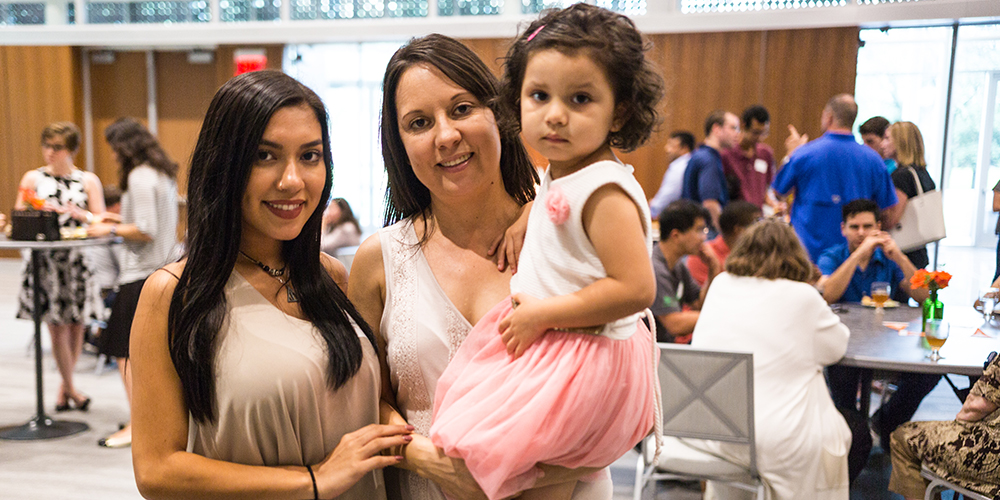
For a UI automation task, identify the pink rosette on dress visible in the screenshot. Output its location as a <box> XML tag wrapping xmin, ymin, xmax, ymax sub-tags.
<box><xmin>545</xmin><ymin>186</ymin><xmax>570</xmax><ymax>225</ymax></box>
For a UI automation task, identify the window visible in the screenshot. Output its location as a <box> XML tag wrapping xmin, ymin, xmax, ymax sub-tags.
<box><xmin>522</xmin><ymin>0</ymin><xmax>645</xmax><ymax>15</ymax></box>
<box><xmin>219</xmin><ymin>0</ymin><xmax>280</xmax><ymax>21</ymax></box>
<box><xmin>87</xmin><ymin>1</ymin><xmax>210</xmax><ymax>23</ymax></box>
<box><xmin>1</xmin><ymin>2</ymin><xmax>46</xmax><ymax>24</ymax></box>
<box><xmin>437</xmin><ymin>0</ymin><xmax>501</xmax><ymax>16</ymax></box>
<box><xmin>855</xmin><ymin>24</ymin><xmax>1000</xmax><ymax>248</ymax></box>
<box><xmin>285</xmin><ymin>42</ymin><xmax>403</xmax><ymax>234</ymax></box>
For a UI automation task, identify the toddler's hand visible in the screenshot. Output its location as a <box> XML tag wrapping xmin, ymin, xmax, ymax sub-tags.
<box><xmin>498</xmin><ymin>293</ymin><xmax>547</xmax><ymax>359</ymax></box>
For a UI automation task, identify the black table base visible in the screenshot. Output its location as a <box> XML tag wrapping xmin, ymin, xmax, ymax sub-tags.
<box><xmin>0</xmin><ymin>244</ymin><xmax>104</xmax><ymax>441</ymax></box>
<box><xmin>0</xmin><ymin>415</ymin><xmax>88</xmax><ymax>440</ymax></box>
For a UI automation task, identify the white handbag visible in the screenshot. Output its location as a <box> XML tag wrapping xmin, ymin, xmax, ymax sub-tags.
<box><xmin>889</xmin><ymin>167</ymin><xmax>946</xmax><ymax>252</ymax></box>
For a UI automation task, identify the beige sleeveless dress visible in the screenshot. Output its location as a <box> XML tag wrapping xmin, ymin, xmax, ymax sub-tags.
<box><xmin>187</xmin><ymin>271</ymin><xmax>385</xmax><ymax>499</ymax></box>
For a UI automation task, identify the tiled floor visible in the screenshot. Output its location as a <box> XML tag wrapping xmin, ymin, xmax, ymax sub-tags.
<box><xmin>0</xmin><ymin>243</ymin><xmax>990</xmax><ymax>499</ymax></box>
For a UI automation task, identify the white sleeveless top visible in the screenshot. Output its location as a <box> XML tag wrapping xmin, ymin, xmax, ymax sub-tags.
<box><xmin>511</xmin><ymin>160</ymin><xmax>652</xmax><ymax>340</ymax></box>
<box><xmin>380</xmin><ymin>221</ymin><xmax>469</xmax><ymax>500</ymax></box>
<box><xmin>187</xmin><ymin>271</ymin><xmax>384</xmax><ymax>500</ymax></box>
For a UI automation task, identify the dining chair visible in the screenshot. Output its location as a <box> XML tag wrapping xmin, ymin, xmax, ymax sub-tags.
<box><xmin>633</xmin><ymin>343</ymin><xmax>764</xmax><ymax>500</ymax></box>
<box><xmin>920</xmin><ymin>464</ymin><xmax>991</xmax><ymax>500</ymax></box>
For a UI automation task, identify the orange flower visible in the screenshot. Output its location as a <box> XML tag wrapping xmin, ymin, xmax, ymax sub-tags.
<box><xmin>910</xmin><ymin>269</ymin><xmax>951</xmax><ymax>291</ymax></box>
<box><xmin>910</xmin><ymin>269</ymin><xmax>928</xmax><ymax>289</ymax></box>
<box><xmin>18</xmin><ymin>187</ymin><xmax>45</xmax><ymax>210</ymax></box>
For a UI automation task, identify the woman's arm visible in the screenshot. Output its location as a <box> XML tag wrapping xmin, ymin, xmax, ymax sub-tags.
<box><xmin>501</xmin><ymin>184</ymin><xmax>655</xmax><ymax>357</ymax></box>
<box><xmin>348</xmin><ymin>235</ymin><xmax>483</xmax><ymax>497</ymax></box>
<box><xmin>956</xmin><ymin>394</ymin><xmax>998</xmax><ymax>422</ymax></box>
<box><xmin>347</xmin><ymin>235</ymin><xmax>393</xmax><ymax>408</ymax></box>
<box><xmin>89</xmin><ymin>172</ymin><xmax>154</xmax><ymax>241</ymax></box>
<box><xmin>881</xmin><ymin>188</ymin><xmax>908</xmax><ymax>230</ymax></box>
<box><xmin>14</xmin><ymin>170</ymin><xmax>40</xmax><ymax>210</ymax></box>
<box><xmin>958</xmin><ymin>356</ymin><xmax>1000</xmax><ymax>422</ymax></box>
<box><xmin>811</xmin><ymin>289</ymin><xmax>850</xmax><ymax>366</ymax></box>
<box><xmin>82</xmin><ymin>171</ymin><xmax>106</xmax><ymax>216</ymax></box>
<box><xmin>131</xmin><ymin>265</ymin><xmax>409</xmax><ymax>500</ymax></box>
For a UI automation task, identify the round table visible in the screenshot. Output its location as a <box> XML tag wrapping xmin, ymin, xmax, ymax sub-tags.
<box><xmin>0</xmin><ymin>235</ymin><xmax>119</xmax><ymax>441</ymax></box>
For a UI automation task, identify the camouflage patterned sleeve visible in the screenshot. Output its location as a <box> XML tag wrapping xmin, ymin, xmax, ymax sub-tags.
<box><xmin>971</xmin><ymin>354</ymin><xmax>1000</xmax><ymax>406</ymax></box>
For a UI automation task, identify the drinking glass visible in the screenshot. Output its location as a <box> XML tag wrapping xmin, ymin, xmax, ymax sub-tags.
<box><xmin>980</xmin><ymin>288</ymin><xmax>999</xmax><ymax>322</ymax></box>
<box><xmin>925</xmin><ymin>319</ymin><xmax>949</xmax><ymax>361</ymax></box>
<box><xmin>871</xmin><ymin>282</ymin><xmax>890</xmax><ymax>312</ymax></box>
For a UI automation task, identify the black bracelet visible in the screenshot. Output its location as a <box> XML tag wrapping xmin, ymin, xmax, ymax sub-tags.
<box><xmin>305</xmin><ymin>464</ymin><xmax>318</xmax><ymax>500</ymax></box>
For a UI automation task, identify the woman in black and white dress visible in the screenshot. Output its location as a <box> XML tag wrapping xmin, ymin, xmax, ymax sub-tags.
<box><xmin>14</xmin><ymin>122</ymin><xmax>105</xmax><ymax>413</ymax></box>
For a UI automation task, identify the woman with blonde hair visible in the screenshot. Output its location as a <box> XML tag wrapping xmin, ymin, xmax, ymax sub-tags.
<box><xmin>689</xmin><ymin>219</ymin><xmax>861</xmax><ymax>499</ymax></box>
<box><xmin>877</xmin><ymin>121</ymin><xmax>943</xmax><ymax>450</ymax></box>
<box><xmin>883</xmin><ymin>121</ymin><xmax>935</xmax><ymax>270</ymax></box>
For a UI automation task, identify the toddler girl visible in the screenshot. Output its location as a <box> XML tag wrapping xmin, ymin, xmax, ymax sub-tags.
<box><xmin>429</xmin><ymin>4</ymin><xmax>665</xmax><ymax>499</ymax></box>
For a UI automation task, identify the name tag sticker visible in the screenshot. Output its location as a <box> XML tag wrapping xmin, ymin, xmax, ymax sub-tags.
<box><xmin>754</xmin><ymin>158</ymin><xmax>768</xmax><ymax>174</ymax></box>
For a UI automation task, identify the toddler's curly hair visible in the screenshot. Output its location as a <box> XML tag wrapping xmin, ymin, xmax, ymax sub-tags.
<box><xmin>499</xmin><ymin>3</ymin><xmax>664</xmax><ymax>152</ymax></box>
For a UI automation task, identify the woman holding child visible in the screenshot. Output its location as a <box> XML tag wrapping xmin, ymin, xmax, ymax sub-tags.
<box><xmin>349</xmin><ymin>33</ymin><xmax>617</xmax><ymax>499</ymax></box>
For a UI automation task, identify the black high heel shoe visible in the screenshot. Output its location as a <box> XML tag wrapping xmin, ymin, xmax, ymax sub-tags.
<box><xmin>55</xmin><ymin>401</ymin><xmax>72</xmax><ymax>412</ymax></box>
<box><xmin>75</xmin><ymin>397</ymin><xmax>91</xmax><ymax>412</ymax></box>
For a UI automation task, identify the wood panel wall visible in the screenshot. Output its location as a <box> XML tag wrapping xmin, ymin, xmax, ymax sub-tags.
<box><xmin>464</xmin><ymin>27</ymin><xmax>861</xmax><ymax>198</ymax></box>
<box><xmin>0</xmin><ymin>46</ymin><xmax>81</xmax><ymax>256</ymax></box>
<box><xmin>0</xmin><ymin>30</ymin><xmax>856</xmax><ymax>248</ymax></box>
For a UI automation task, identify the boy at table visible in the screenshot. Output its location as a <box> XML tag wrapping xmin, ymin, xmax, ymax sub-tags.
<box><xmin>817</xmin><ymin>198</ymin><xmax>938</xmax><ymax>453</ymax></box>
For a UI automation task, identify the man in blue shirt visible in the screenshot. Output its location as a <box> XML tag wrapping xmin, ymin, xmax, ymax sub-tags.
<box><xmin>772</xmin><ymin>94</ymin><xmax>898</xmax><ymax>262</ymax></box>
<box><xmin>816</xmin><ymin>199</ymin><xmax>924</xmax><ymax>305</ymax></box>
<box><xmin>817</xmin><ymin>199</ymin><xmax>936</xmax><ymax>454</ymax></box>
<box><xmin>682</xmin><ymin>110</ymin><xmax>739</xmax><ymax>232</ymax></box>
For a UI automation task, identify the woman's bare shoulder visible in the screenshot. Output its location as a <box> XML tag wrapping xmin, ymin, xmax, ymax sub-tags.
<box><xmin>19</xmin><ymin>169</ymin><xmax>41</xmax><ymax>186</ymax></box>
<box><xmin>81</xmin><ymin>170</ymin><xmax>102</xmax><ymax>186</ymax></box>
<box><xmin>320</xmin><ymin>252</ymin><xmax>348</xmax><ymax>285</ymax></box>
<box><xmin>352</xmin><ymin>233</ymin><xmax>385</xmax><ymax>277</ymax></box>
<box><xmin>146</xmin><ymin>261</ymin><xmax>186</xmax><ymax>290</ymax></box>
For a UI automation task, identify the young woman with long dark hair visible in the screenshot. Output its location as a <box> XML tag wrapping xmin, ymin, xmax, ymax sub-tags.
<box><xmin>129</xmin><ymin>70</ymin><xmax>411</xmax><ymax>499</ymax></box>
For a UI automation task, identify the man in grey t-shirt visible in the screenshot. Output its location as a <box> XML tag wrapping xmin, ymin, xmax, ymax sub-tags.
<box><xmin>650</xmin><ymin>200</ymin><xmax>721</xmax><ymax>343</ymax></box>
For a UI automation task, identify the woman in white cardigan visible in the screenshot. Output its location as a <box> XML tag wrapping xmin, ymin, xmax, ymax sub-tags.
<box><xmin>690</xmin><ymin>220</ymin><xmax>854</xmax><ymax>500</ymax></box>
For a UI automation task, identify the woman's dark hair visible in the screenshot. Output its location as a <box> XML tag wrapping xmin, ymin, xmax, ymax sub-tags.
<box><xmin>725</xmin><ymin>219</ymin><xmax>816</xmax><ymax>283</ymax></box>
<box><xmin>329</xmin><ymin>197</ymin><xmax>361</xmax><ymax>233</ymax></box>
<box><xmin>499</xmin><ymin>3</ymin><xmax>664</xmax><ymax>152</ymax></box>
<box><xmin>380</xmin><ymin>33</ymin><xmax>537</xmax><ymax>228</ymax></box>
<box><xmin>104</xmin><ymin>117</ymin><xmax>178</xmax><ymax>191</ymax></box>
<box><xmin>170</xmin><ymin>69</ymin><xmax>374</xmax><ymax>424</ymax></box>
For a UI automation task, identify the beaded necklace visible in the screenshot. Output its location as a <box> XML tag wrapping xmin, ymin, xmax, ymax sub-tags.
<box><xmin>239</xmin><ymin>251</ymin><xmax>298</xmax><ymax>303</ymax></box>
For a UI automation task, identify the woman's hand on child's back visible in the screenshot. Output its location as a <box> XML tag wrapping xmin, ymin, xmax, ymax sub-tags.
<box><xmin>499</xmin><ymin>293</ymin><xmax>549</xmax><ymax>358</ymax></box>
<box><xmin>489</xmin><ymin>201</ymin><xmax>532</xmax><ymax>273</ymax></box>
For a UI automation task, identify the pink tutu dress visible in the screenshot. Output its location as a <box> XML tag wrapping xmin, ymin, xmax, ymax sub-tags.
<box><xmin>429</xmin><ymin>160</ymin><xmax>661</xmax><ymax>500</ymax></box>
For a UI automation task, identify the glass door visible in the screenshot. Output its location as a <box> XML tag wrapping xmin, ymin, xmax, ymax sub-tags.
<box><xmin>973</xmin><ymin>73</ymin><xmax>1000</xmax><ymax>247</ymax></box>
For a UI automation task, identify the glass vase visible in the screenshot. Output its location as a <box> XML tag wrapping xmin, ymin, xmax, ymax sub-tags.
<box><xmin>922</xmin><ymin>289</ymin><xmax>944</xmax><ymax>332</ymax></box>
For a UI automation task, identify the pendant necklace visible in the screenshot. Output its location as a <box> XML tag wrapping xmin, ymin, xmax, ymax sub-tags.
<box><xmin>239</xmin><ymin>251</ymin><xmax>298</xmax><ymax>303</ymax></box>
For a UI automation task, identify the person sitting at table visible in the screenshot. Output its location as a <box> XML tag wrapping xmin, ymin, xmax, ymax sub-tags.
<box><xmin>691</xmin><ymin>219</ymin><xmax>863</xmax><ymax>498</ymax></box>
<box><xmin>817</xmin><ymin>198</ymin><xmax>937</xmax><ymax>454</ymax></box>
<box><xmin>650</xmin><ymin>200</ymin><xmax>721</xmax><ymax>343</ymax></box>
<box><xmin>889</xmin><ymin>353</ymin><xmax>1000</xmax><ymax>499</ymax></box>
<box><xmin>686</xmin><ymin>200</ymin><xmax>760</xmax><ymax>286</ymax></box>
